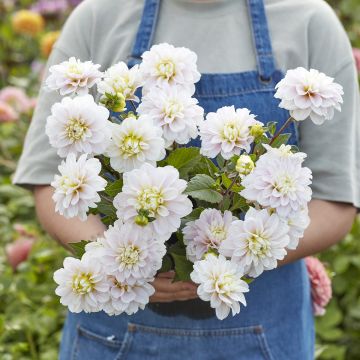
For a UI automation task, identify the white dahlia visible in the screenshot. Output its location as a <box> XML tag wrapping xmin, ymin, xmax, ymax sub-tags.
<box><xmin>274</xmin><ymin>67</ymin><xmax>343</xmax><ymax>125</ymax></box>
<box><xmin>219</xmin><ymin>208</ymin><xmax>290</xmax><ymax>278</ymax></box>
<box><xmin>240</xmin><ymin>153</ymin><xmax>312</xmax><ymax>217</ymax></box>
<box><xmin>183</xmin><ymin>209</ymin><xmax>234</xmax><ymax>262</ymax></box>
<box><xmin>103</xmin><ymin>277</ymin><xmax>155</xmax><ymax>316</ymax></box>
<box><xmin>97</xmin><ymin>62</ymin><xmax>143</xmax><ymax>102</ymax></box>
<box><xmin>46</xmin><ymin>95</ymin><xmax>111</xmax><ymax>158</ymax></box>
<box><xmin>46</xmin><ymin>57</ymin><xmax>102</xmax><ymax>96</ymax></box>
<box><xmin>137</xmin><ymin>85</ymin><xmax>204</xmax><ymax>147</ymax></box>
<box><xmin>191</xmin><ymin>254</ymin><xmax>249</xmax><ymax>320</ymax></box>
<box><xmin>262</xmin><ymin>144</ymin><xmax>306</xmax><ymax>164</ymax></box>
<box><xmin>106</xmin><ymin>116</ymin><xmax>165</xmax><ymax>173</ymax></box>
<box><xmin>100</xmin><ymin>223</ymin><xmax>166</xmax><ymax>284</ymax></box>
<box><xmin>282</xmin><ymin>207</ymin><xmax>310</xmax><ymax>250</ymax></box>
<box><xmin>140</xmin><ymin>43</ymin><xmax>200</xmax><ymax>93</ymax></box>
<box><xmin>51</xmin><ymin>154</ymin><xmax>106</xmax><ymax>221</ymax></box>
<box><xmin>113</xmin><ymin>163</ymin><xmax>193</xmax><ymax>237</ymax></box>
<box><xmin>199</xmin><ymin>106</ymin><xmax>259</xmax><ymax>159</ymax></box>
<box><xmin>53</xmin><ymin>256</ymin><xmax>109</xmax><ymax>313</ymax></box>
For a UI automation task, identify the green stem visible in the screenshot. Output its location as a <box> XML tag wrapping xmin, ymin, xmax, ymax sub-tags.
<box><xmin>223</xmin><ymin>174</ymin><xmax>239</xmax><ymax>198</ymax></box>
<box><xmin>269</xmin><ymin>116</ymin><xmax>294</xmax><ymax>146</ymax></box>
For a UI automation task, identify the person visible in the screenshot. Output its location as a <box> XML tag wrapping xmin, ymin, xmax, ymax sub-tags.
<box><xmin>13</xmin><ymin>0</ymin><xmax>359</xmax><ymax>359</ymax></box>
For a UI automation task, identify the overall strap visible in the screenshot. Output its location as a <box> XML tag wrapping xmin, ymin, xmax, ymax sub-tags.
<box><xmin>127</xmin><ymin>0</ymin><xmax>161</xmax><ymax>67</ymax></box>
<box><xmin>247</xmin><ymin>0</ymin><xmax>276</xmax><ymax>80</ymax></box>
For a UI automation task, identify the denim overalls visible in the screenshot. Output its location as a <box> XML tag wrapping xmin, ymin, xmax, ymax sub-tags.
<box><xmin>59</xmin><ymin>0</ymin><xmax>314</xmax><ymax>359</ymax></box>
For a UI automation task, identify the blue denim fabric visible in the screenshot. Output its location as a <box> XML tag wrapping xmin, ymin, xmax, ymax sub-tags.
<box><xmin>59</xmin><ymin>0</ymin><xmax>314</xmax><ymax>358</ymax></box>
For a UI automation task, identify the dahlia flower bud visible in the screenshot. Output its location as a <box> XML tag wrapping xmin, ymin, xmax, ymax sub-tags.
<box><xmin>236</xmin><ymin>155</ymin><xmax>255</xmax><ymax>177</ymax></box>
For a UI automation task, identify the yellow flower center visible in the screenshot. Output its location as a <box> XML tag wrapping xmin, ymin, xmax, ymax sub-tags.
<box><xmin>113</xmin><ymin>278</ymin><xmax>129</xmax><ymax>291</ymax></box>
<box><xmin>247</xmin><ymin>232</ymin><xmax>271</xmax><ymax>257</ymax></box>
<box><xmin>222</xmin><ymin>122</ymin><xmax>242</xmax><ymax>142</ymax></box>
<box><xmin>157</xmin><ymin>60</ymin><xmax>176</xmax><ymax>80</ymax></box>
<box><xmin>65</xmin><ymin>117</ymin><xmax>88</xmax><ymax>142</ymax></box>
<box><xmin>119</xmin><ymin>133</ymin><xmax>143</xmax><ymax>157</ymax></box>
<box><xmin>72</xmin><ymin>272</ymin><xmax>95</xmax><ymax>294</ymax></box>
<box><xmin>164</xmin><ymin>100</ymin><xmax>183</xmax><ymax>121</ymax></box>
<box><xmin>274</xmin><ymin>174</ymin><xmax>296</xmax><ymax>195</ymax></box>
<box><xmin>137</xmin><ymin>186</ymin><xmax>164</xmax><ymax>217</ymax></box>
<box><xmin>117</xmin><ymin>245</ymin><xmax>141</xmax><ymax>266</ymax></box>
<box><xmin>67</xmin><ymin>63</ymin><xmax>83</xmax><ymax>76</ymax></box>
<box><xmin>208</xmin><ymin>225</ymin><xmax>227</xmax><ymax>246</ymax></box>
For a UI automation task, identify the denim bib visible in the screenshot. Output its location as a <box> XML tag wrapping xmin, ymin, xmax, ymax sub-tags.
<box><xmin>60</xmin><ymin>1</ymin><xmax>314</xmax><ymax>359</ymax></box>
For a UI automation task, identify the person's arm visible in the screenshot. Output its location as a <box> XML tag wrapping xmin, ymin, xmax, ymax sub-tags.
<box><xmin>34</xmin><ymin>185</ymin><xmax>198</xmax><ymax>302</ymax></box>
<box><xmin>281</xmin><ymin>199</ymin><xmax>356</xmax><ymax>265</ymax></box>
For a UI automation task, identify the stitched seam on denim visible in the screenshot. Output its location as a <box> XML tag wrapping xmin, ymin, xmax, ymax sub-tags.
<box><xmin>115</xmin><ymin>330</ymin><xmax>133</xmax><ymax>360</ymax></box>
<box><xmin>128</xmin><ymin>323</ymin><xmax>262</xmax><ymax>337</ymax></box>
<box><xmin>77</xmin><ymin>325</ymin><xmax>122</xmax><ymax>348</ymax></box>
<box><xmin>195</xmin><ymin>88</ymin><xmax>276</xmax><ymax>98</ymax></box>
<box><xmin>256</xmin><ymin>332</ymin><xmax>274</xmax><ymax>360</ymax></box>
<box><xmin>71</xmin><ymin>331</ymin><xmax>80</xmax><ymax>360</ymax></box>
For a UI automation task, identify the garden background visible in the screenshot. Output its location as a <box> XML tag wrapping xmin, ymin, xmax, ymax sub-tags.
<box><xmin>0</xmin><ymin>0</ymin><xmax>360</xmax><ymax>359</ymax></box>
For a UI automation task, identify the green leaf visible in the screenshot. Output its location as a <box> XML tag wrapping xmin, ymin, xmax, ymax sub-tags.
<box><xmin>69</xmin><ymin>240</ymin><xmax>91</xmax><ymax>259</ymax></box>
<box><xmin>230</xmin><ymin>193</ymin><xmax>249</xmax><ymax>212</ymax></box>
<box><xmin>267</xmin><ymin>121</ymin><xmax>277</xmax><ymax>136</ymax></box>
<box><xmin>221</xmin><ymin>174</ymin><xmax>242</xmax><ymax>192</ymax></box>
<box><xmin>270</xmin><ymin>133</ymin><xmax>291</xmax><ymax>148</ymax></box>
<box><xmin>185</xmin><ymin>174</ymin><xmax>223</xmax><ymax>204</ymax></box>
<box><xmin>104</xmin><ymin>179</ymin><xmax>123</xmax><ymax>197</ymax></box>
<box><xmin>165</xmin><ymin>147</ymin><xmax>200</xmax><ymax>170</ymax></box>
<box><xmin>97</xmin><ymin>201</ymin><xmax>117</xmax><ymax>219</ymax></box>
<box><xmin>171</xmin><ymin>253</ymin><xmax>193</xmax><ymax>281</ymax></box>
<box><xmin>159</xmin><ymin>254</ymin><xmax>173</xmax><ymax>273</ymax></box>
<box><xmin>181</xmin><ymin>207</ymin><xmax>204</xmax><ymax>226</ymax></box>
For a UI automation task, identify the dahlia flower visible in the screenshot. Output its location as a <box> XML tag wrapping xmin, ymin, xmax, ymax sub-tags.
<box><xmin>100</xmin><ymin>223</ymin><xmax>166</xmax><ymax>284</ymax></box>
<box><xmin>46</xmin><ymin>95</ymin><xmax>111</xmax><ymax>158</ymax></box>
<box><xmin>220</xmin><ymin>208</ymin><xmax>290</xmax><ymax>278</ymax></box>
<box><xmin>113</xmin><ymin>163</ymin><xmax>193</xmax><ymax>237</ymax></box>
<box><xmin>103</xmin><ymin>277</ymin><xmax>155</xmax><ymax>316</ymax></box>
<box><xmin>191</xmin><ymin>254</ymin><xmax>249</xmax><ymax>320</ymax></box>
<box><xmin>106</xmin><ymin>116</ymin><xmax>165</xmax><ymax>173</ymax></box>
<box><xmin>51</xmin><ymin>154</ymin><xmax>106</xmax><ymax>221</ymax></box>
<box><xmin>98</xmin><ymin>62</ymin><xmax>143</xmax><ymax>102</ymax></box>
<box><xmin>137</xmin><ymin>85</ymin><xmax>204</xmax><ymax>146</ymax></box>
<box><xmin>274</xmin><ymin>67</ymin><xmax>343</xmax><ymax>125</ymax></box>
<box><xmin>46</xmin><ymin>57</ymin><xmax>102</xmax><ymax>96</ymax></box>
<box><xmin>54</xmin><ymin>256</ymin><xmax>109</xmax><ymax>313</ymax></box>
<box><xmin>0</xmin><ymin>101</ymin><xmax>18</xmax><ymax>122</ymax></box>
<box><xmin>140</xmin><ymin>43</ymin><xmax>200</xmax><ymax>93</ymax></box>
<box><xmin>199</xmin><ymin>106</ymin><xmax>259</xmax><ymax>159</ymax></box>
<box><xmin>183</xmin><ymin>209</ymin><xmax>233</xmax><ymax>262</ymax></box>
<box><xmin>305</xmin><ymin>256</ymin><xmax>332</xmax><ymax>316</ymax></box>
<box><xmin>240</xmin><ymin>152</ymin><xmax>312</xmax><ymax>217</ymax></box>
<box><xmin>0</xmin><ymin>86</ymin><xmax>31</xmax><ymax>113</ymax></box>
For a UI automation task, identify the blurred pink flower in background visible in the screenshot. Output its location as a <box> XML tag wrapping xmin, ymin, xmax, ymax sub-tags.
<box><xmin>31</xmin><ymin>0</ymin><xmax>69</xmax><ymax>16</ymax></box>
<box><xmin>5</xmin><ymin>224</ymin><xmax>36</xmax><ymax>271</ymax></box>
<box><xmin>353</xmin><ymin>48</ymin><xmax>360</xmax><ymax>73</ymax></box>
<box><xmin>0</xmin><ymin>101</ymin><xmax>18</xmax><ymax>122</ymax></box>
<box><xmin>305</xmin><ymin>256</ymin><xmax>332</xmax><ymax>316</ymax></box>
<box><xmin>0</xmin><ymin>86</ymin><xmax>32</xmax><ymax>114</ymax></box>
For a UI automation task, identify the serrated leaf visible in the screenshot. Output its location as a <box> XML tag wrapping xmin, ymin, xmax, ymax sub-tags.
<box><xmin>267</xmin><ymin>121</ymin><xmax>277</xmax><ymax>136</ymax></box>
<box><xmin>271</xmin><ymin>133</ymin><xmax>291</xmax><ymax>148</ymax></box>
<box><xmin>185</xmin><ymin>174</ymin><xmax>223</xmax><ymax>204</ymax></box>
<box><xmin>69</xmin><ymin>240</ymin><xmax>91</xmax><ymax>258</ymax></box>
<box><xmin>104</xmin><ymin>179</ymin><xmax>123</xmax><ymax>197</ymax></box>
<box><xmin>230</xmin><ymin>193</ymin><xmax>249</xmax><ymax>212</ymax></box>
<box><xmin>171</xmin><ymin>253</ymin><xmax>193</xmax><ymax>281</ymax></box>
<box><xmin>159</xmin><ymin>254</ymin><xmax>173</xmax><ymax>273</ymax></box>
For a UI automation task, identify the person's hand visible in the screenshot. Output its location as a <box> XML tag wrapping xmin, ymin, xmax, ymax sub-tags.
<box><xmin>149</xmin><ymin>271</ymin><xmax>198</xmax><ymax>303</ymax></box>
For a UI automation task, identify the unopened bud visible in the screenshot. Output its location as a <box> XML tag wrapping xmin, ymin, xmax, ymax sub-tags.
<box><xmin>134</xmin><ymin>214</ymin><xmax>149</xmax><ymax>226</ymax></box>
<box><xmin>250</xmin><ymin>123</ymin><xmax>265</xmax><ymax>138</ymax></box>
<box><xmin>236</xmin><ymin>155</ymin><xmax>255</xmax><ymax>177</ymax></box>
<box><xmin>100</xmin><ymin>92</ymin><xmax>126</xmax><ymax>113</ymax></box>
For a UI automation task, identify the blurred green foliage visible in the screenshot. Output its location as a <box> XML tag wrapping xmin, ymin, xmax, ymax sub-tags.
<box><xmin>0</xmin><ymin>0</ymin><xmax>359</xmax><ymax>359</ymax></box>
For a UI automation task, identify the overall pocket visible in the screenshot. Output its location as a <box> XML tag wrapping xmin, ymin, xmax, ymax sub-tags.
<box><xmin>71</xmin><ymin>324</ymin><xmax>131</xmax><ymax>360</ymax></box>
<box><xmin>122</xmin><ymin>322</ymin><xmax>274</xmax><ymax>360</ymax></box>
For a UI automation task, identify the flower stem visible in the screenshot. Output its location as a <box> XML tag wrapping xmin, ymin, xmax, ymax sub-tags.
<box><xmin>269</xmin><ymin>116</ymin><xmax>294</xmax><ymax>146</ymax></box>
<box><xmin>223</xmin><ymin>174</ymin><xmax>239</xmax><ymax>198</ymax></box>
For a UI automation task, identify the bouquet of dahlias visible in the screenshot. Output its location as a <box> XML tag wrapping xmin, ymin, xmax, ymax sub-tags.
<box><xmin>47</xmin><ymin>43</ymin><xmax>343</xmax><ymax>320</ymax></box>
